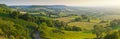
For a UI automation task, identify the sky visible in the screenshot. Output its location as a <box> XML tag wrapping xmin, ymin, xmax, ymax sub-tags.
<box><xmin>0</xmin><ymin>0</ymin><xmax>120</xmax><ymax>7</ymax></box>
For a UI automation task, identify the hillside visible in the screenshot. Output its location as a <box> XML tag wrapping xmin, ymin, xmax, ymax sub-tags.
<box><xmin>0</xmin><ymin>4</ymin><xmax>120</xmax><ymax>39</ymax></box>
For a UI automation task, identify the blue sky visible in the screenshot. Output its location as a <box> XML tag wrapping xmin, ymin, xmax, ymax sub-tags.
<box><xmin>0</xmin><ymin>0</ymin><xmax>120</xmax><ymax>7</ymax></box>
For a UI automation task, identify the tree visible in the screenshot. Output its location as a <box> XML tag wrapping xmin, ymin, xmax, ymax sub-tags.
<box><xmin>46</xmin><ymin>11</ymin><xmax>52</xmax><ymax>17</ymax></box>
<box><xmin>72</xmin><ymin>26</ymin><xmax>81</xmax><ymax>31</ymax></box>
<box><xmin>100</xmin><ymin>20</ymin><xmax>108</xmax><ymax>23</ymax></box>
<box><xmin>53</xmin><ymin>20</ymin><xmax>68</xmax><ymax>29</ymax></box>
<box><xmin>87</xmin><ymin>18</ymin><xmax>90</xmax><ymax>22</ymax></box>
<box><xmin>64</xmin><ymin>26</ymin><xmax>81</xmax><ymax>31</ymax></box>
<box><xmin>93</xmin><ymin>25</ymin><xmax>105</xmax><ymax>39</ymax></box>
<box><xmin>104</xmin><ymin>31</ymin><xmax>120</xmax><ymax>39</ymax></box>
<box><xmin>110</xmin><ymin>20</ymin><xmax>120</xmax><ymax>27</ymax></box>
<box><xmin>81</xmin><ymin>15</ymin><xmax>88</xmax><ymax>19</ymax></box>
<box><xmin>19</xmin><ymin>13</ymin><xmax>33</xmax><ymax>22</ymax></box>
<box><xmin>65</xmin><ymin>26</ymin><xmax>72</xmax><ymax>31</ymax></box>
<box><xmin>74</xmin><ymin>17</ymin><xmax>82</xmax><ymax>22</ymax></box>
<box><xmin>9</xmin><ymin>11</ymin><xmax>20</xmax><ymax>19</ymax></box>
<box><xmin>9</xmin><ymin>35</ymin><xmax>15</xmax><ymax>39</ymax></box>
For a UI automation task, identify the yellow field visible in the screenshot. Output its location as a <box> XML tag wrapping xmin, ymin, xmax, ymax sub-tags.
<box><xmin>54</xmin><ymin>16</ymin><xmax>80</xmax><ymax>22</ymax></box>
<box><xmin>68</xmin><ymin>22</ymin><xmax>96</xmax><ymax>30</ymax></box>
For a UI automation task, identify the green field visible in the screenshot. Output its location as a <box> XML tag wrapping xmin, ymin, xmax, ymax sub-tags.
<box><xmin>46</xmin><ymin>31</ymin><xmax>96</xmax><ymax>39</ymax></box>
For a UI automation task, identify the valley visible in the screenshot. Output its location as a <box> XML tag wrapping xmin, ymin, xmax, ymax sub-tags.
<box><xmin>0</xmin><ymin>4</ymin><xmax>120</xmax><ymax>39</ymax></box>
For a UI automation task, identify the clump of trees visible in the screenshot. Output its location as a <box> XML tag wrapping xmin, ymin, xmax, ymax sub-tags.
<box><xmin>93</xmin><ymin>25</ymin><xmax>106</xmax><ymax>39</ymax></box>
<box><xmin>65</xmin><ymin>26</ymin><xmax>82</xmax><ymax>31</ymax></box>
<box><xmin>104</xmin><ymin>30</ymin><xmax>120</xmax><ymax>39</ymax></box>
<box><xmin>9</xmin><ymin>11</ymin><xmax>20</xmax><ymax>19</ymax></box>
<box><xmin>74</xmin><ymin>17</ymin><xmax>82</xmax><ymax>22</ymax></box>
<box><xmin>73</xmin><ymin>15</ymin><xmax>90</xmax><ymax>22</ymax></box>
<box><xmin>103</xmin><ymin>19</ymin><xmax>120</xmax><ymax>39</ymax></box>
<box><xmin>0</xmin><ymin>18</ymin><xmax>29</xmax><ymax>39</ymax></box>
<box><xmin>53</xmin><ymin>20</ymin><xmax>82</xmax><ymax>31</ymax></box>
<box><xmin>110</xmin><ymin>20</ymin><xmax>120</xmax><ymax>28</ymax></box>
<box><xmin>81</xmin><ymin>15</ymin><xmax>88</xmax><ymax>19</ymax></box>
<box><xmin>92</xmin><ymin>19</ymin><xmax>120</xmax><ymax>39</ymax></box>
<box><xmin>53</xmin><ymin>20</ymin><xmax>67</xmax><ymax>27</ymax></box>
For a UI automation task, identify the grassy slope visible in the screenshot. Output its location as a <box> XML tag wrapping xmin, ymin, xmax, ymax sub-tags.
<box><xmin>0</xmin><ymin>13</ymin><xmax>37</xmax><ymax>27</ymax></box>
<box><xmin>0</xmin><ymin>13</ymin><xmax>38</xmax><ymax>39</ymax></box>
<box><xmin>0</xmin><ymin>14</ymin><xmax>99</xmax><ymax>39</ymax></box>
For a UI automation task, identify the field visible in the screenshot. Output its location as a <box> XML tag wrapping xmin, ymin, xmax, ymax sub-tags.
<box><xmin>68</xmin><ymin>22</ymin><xmax>96</xmax><ymax>30</ymax></box>
<box><xmin>101</xmin><ymin>15</ymin><xmax>120</xmax><ymax>20</ymax></box>
<box><xmin>51</xmin><ymin>16</ymin><xmax>111</xmax><ymax>39</ymax></box>
<box><xmin>51</xmin><ymin>16</ymin><xmax>101</xmax><ymax>39</ymax></box>
<box><xmin>47</xmin><ymin>31</ymin><xmax>96</xmax><ymax>39</ymax></box>
<box><xmin>54</xmin><ymin>16</ymin><xmax>80</xmax><ymax>22</ymax></box>
<box><xmin>54</xmin><ymin>16</ymin><xmax>101</xmax><ymax>30</ymax></box>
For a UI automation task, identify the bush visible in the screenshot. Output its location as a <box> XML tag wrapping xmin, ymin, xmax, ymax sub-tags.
<box><xmin>65</xmin><ymin>26</ymin><xmax>81</xmax><ymax>31</ymax></box>
<box><xmin>74</xmin><ymin>17</ymin><xmax>82</xmax><ymax>22</ymax></box>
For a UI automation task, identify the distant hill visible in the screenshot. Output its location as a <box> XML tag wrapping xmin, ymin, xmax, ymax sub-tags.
<box><xmin>9</xmin><ymin>5</ymin><xmax>77</xmax><ymax>15</ymax></box>
<box><xmin>9</xmin><ymin>5</ymin><xmax>120</xmax><ymax>17</ymax></box>
<box><xmin>0</xmin><ymin>4</ymin><xmax>11</xmax><ymax>13</ymax></box>
<box><xmin>9</xmin><ymin>5</ymin><xmax>68</xmax><ymax>10</ymax></box>
<box><xmin>0</xmin><ymin>4</ymin><xmax>8</xmax><ymax>8</ymax></box>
